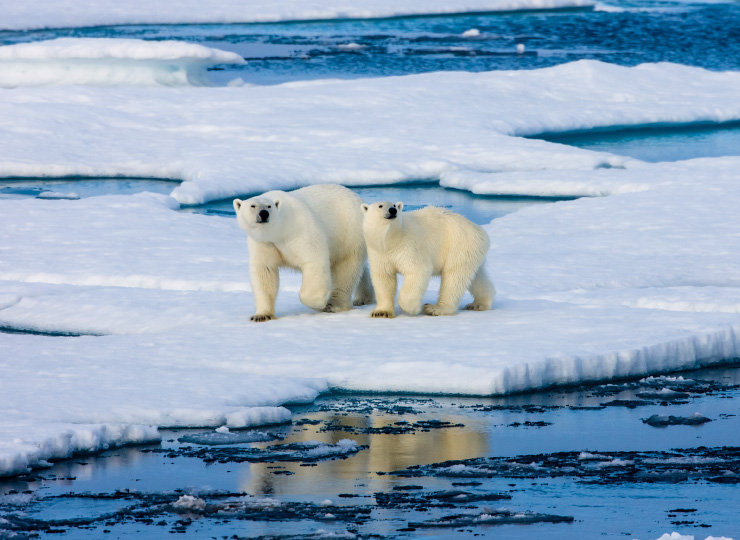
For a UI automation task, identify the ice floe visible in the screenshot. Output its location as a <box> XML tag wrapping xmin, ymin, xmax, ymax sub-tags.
<box><xmin>0</xmin><ymin>38</ymin><xmax>245</xmax><ymax>88</ymax></box>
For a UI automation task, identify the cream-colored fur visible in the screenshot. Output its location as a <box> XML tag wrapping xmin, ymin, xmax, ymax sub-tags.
<box><xmin>234</xmin><ymin>184</ymin><xmax>374</xmax><ymax>322</ymax></box>
<box><xmin>361</xmin><ymin>201</ymin><xmax>494</xmax><ymax>318</ymax></box>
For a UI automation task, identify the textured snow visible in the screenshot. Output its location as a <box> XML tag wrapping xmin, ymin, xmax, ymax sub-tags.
<box><xmin>1</xmin><ymin>0</ymin><xmax>595</xmax><ymax>31</ymax></box>
<box><xmin>0</xmin><ymin>38</ymin><xmax>245</xmax><ymax>88</ymax></box>
<box><xmin>2</xmin><ymin>51</ymin><xmax>740</xmax><ymax>477</ymax></box>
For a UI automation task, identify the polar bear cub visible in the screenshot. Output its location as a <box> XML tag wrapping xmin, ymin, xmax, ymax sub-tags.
<box><xmin>361</xmin><ymin>201</ymin><xmax>495</xmax><ymax>317</ymax></box>
<box><xmin>234</xmin><ymin>184</ymin><xmax>374</xmax><ymax>322</ymax></box>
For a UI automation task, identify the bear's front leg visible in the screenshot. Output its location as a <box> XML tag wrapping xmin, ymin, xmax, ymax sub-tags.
<box><xmin>299</xmin><ymin>261</ymin><xmax>332</xmax><ymax>311</ymax></box>
<box><xmin>250</xmin><ymin>264</ymin><xmax>279</xmax><ymax>322</ymax></box>
<box><xmin>368</xmin><ymin>257</ymin><xmax>397</xmax><ymax>318</ymax></box>
<box><xmin>397</xmin><ymin>266</ymin><xmax>432</xmax><ymax>316</ymax></box>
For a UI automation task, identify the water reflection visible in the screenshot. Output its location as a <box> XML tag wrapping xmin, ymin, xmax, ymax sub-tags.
<box><xmin>242</xmin><ymin>409</ymin><xmax>488</xmax><ymax>497</ymax></box>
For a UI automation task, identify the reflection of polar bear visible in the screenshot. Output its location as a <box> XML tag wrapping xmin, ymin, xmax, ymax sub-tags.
<box><xmin>234</xmin><ymin>184</ymin><xmax>374</xmax><ymax>322</ymax></box>
<box><xmin>361</xmin><ymin>201</ymin><xmax>494</xmax><ymax>318</ymax></box>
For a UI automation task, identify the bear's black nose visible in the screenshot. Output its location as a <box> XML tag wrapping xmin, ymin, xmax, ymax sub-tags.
<box><xmin>388</xmin><ymin>207</ymin><xmax>397</xmax><ymax>216</ymax></box>
<box><xmin>258</xmin><ymin>209</ymin><xmax>270</xmax><ymax>221</ymax></box>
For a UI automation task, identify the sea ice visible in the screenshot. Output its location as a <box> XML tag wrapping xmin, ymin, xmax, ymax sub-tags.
<box><xmin>0</xmin><ymin>38</ymin><xmax>245</xmax><ymax>88</ymax></box>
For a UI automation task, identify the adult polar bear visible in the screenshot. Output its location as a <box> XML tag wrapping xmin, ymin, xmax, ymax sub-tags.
<box><xmin>361</xmin><ymin>201</ymin><xmax>495</xmax><ymax>318</ymax></box>
<box><xmin>234</xmin><ymin>184</ymin><xmax>374</xmax><ymax>322</ymax></box>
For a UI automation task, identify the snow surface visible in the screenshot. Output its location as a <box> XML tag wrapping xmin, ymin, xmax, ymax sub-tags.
<box><xmin>0</xmin><ymin>39</ymin><xmax>245</xmax><ymax>88</ymax></box>
<box><xmin>4</xmin><ymin>59</ymin><xmax>740</xmax><ymax>204</ymax></box>
<box><xmin>3</xmin><ymin>48</ymin><xmax>740</xmax><ymax>477</ymax></box>
<box><xmin>1</xmin><ymin>0</ymin><xmax>595</xmax><ymax>31</ymax></box>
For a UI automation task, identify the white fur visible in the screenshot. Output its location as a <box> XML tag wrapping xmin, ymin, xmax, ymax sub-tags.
<box><xmin>234</xmin><ymin>184</ymin><xmax>374</xmax><ymax>322</ymax></box>
<box><xmin>361</xmin><ymin>201</ymin><xmax>495</xmax><ymax>317</ymax></box>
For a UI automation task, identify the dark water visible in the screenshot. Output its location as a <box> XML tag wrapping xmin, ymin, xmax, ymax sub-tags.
<box><xmin>2</xmin><ymin>366</ymin><xmax>740</xmax><ymax>539</ymax></box>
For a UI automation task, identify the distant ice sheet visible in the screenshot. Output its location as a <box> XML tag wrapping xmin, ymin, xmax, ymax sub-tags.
<box><xmin>1</xmin><ymin>0</ymin><xmax>595</xmax><ymax>31</ymax></box>
<box><xmin>0</xmin><ymin>38</ymin><xmax>245</xmax><ymax>88</ymax></box>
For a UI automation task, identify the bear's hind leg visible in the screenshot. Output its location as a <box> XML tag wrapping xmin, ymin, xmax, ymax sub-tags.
<box><xmin>325</xmin><ymin>256</ymin><xmax>362</xmax><ymax>312</ymax></box>
<box><xmin>464</xmin><ymin>266</ymin><xmax>495</xmax><ymax>311</ymax></box>
<box><xmin>423</xmin><ymin>266</ymin><xmax>470</xmax><ymax>316</ymax></box>
<box><xmin>353</xmin><ymin>265</ymin><xmax>375</xmax><ymax>307</ymax></box>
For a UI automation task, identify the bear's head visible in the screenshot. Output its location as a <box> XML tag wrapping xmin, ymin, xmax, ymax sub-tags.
<box><xmin>361</xmin><ymin>201</ymin><xmax>404</xmax><ymax>231</ymax></box>
<box><xmin>233</xmin><ymin>195</ymin><xmax>282</xmax><ymax>242</ymax></box>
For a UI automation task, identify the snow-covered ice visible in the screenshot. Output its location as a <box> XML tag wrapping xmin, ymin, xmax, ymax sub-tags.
<box><xmin>2</xmin><ymin>40</ymin><xmax>740</xmax><ymax>477</ymax></box>
<box><xmin>1</xmin><ymin>0</ymin><xmax>595</xmax><ymax>31</ymax></box>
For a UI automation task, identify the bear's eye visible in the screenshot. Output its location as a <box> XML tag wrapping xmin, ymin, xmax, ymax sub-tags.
<box><xmin>378</xmin><ymin>204</ymin><xmax>383</xmax><ymax>209</ymax></box>
<box><xmin>267</xmin><ymin>205</ymin><xmax>271</xmax><ymax>209</ymax></box>
<box><xmin>250</xmin><ymin>205</ymin><xmax>255</xmax><ymax>208</ymax></box>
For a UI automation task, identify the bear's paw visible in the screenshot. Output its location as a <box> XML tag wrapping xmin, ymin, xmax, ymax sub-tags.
<box><xmin>250</xmin><ymin>314</ymin><xmax>276</xmax><ymax>323</ymax></box>
<box><xmin>464</xmin><ymin>302</ymin><xmax>489</xmax><ymax>312</ymax></box>
<box><xmin>323</xmin><ymin>302</ymin><xmax>351</xmax><ymax>313</ymax></box>
<box><xmin>370</xmin><ymin>309</ymin><xmax>395</xmax><ymax>319</ymax></box>
<box><xmin>422</xmin><ymin>303</ymin><xmax>457</xmax><ymax>316</ymax></box>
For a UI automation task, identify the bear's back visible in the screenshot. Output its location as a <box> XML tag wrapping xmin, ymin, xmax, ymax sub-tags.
<box><xmin>291</xmin><ymin>184</ymin><xmax>366</xmax><ymax>260</ymax></box>
<box><xmin>406</xmin><ymin>206</ymin><xmax>488</xmax><ymax>254</ymax></box>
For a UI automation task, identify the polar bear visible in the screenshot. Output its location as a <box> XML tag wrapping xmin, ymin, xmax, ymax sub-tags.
<box><xmin>234</xmin><ymin>184</ymin><xmax>374</xmax><ymax>322</ymax></box>
<box><xmin>361</xmin><ymin>201</ymin><xmax>494</xmax><ymax>317</ymax></box>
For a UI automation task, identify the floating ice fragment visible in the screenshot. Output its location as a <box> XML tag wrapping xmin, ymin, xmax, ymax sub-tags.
<box><xmin>37</xmin><ymin>191</ymin><xmax>79</xmax><ymax>200</ymax></box>
<box><xmin>173</xmin><ymin>494</ymin><xmax>206</xmax><ymax>511</ymax></box>
<box><xmin>177</xmin><ymin>430</ymin><xmax>279</xmax><ymax>445</ymax></box>
<box><xmin>642</xmin><ymin>413</ymin><xmax>711</xmax><ymax>427</ymax></box>
<box><xmin>336</xmin><ymin>43</ymin><xmax>366</xmax><ymax>51</ymax></box>
<box><xmin>462</xmin><ymin>29</ymin><xmax>481</xmax><ymax>38</ymax></box>
<box><xmin>578</xmin><ymin>452</ymin><xmax>610</xmax><ymax>461</ymax></box>
<box><xmin>516</xmin><ymin>43</ymin><xmax>526</xmax><ymax>54</ymax></box>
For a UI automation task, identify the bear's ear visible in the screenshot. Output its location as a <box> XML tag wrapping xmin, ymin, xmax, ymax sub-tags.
<box><xmin>396</xmin><ymin>202</ymin><xmax>404</xmax><ymax>212</ymax></box>
<box><xmin>361</xmin><ymin>203</ymin><xmax>369</xmax><ymax>213</ymax></box>
<box><xmin>233</xmin><ymin>199</ymin><xmax>243</xmax><ymax>212</ymax></box>
<box><xmin>274</xmin><ymin>199</ymin><xmax>281</xmax><ymax>209</ymax></box>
